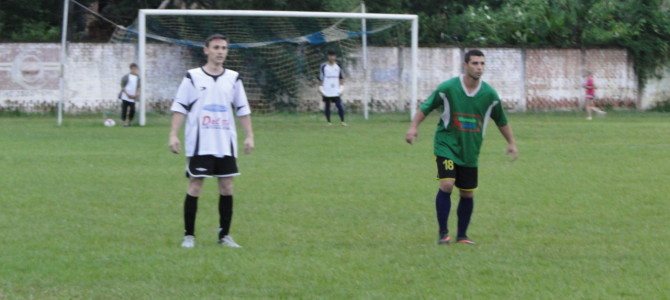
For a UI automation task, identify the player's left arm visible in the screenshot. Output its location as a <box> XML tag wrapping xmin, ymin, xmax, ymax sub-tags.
<box><xmin>134</xmin><ymin>78</ymin><xmax>141</xmax><ymax>99</ymax></box>
<box><xmin>497</xmin><ymin>124</ymin><xmax>518</xmax><ymax>161</ymax></box>
<box><xmin>233</xmin><ymin>78</ymin><xmax>254</xmax><ymax>154</ymax></box>
<box><xmin>339</xmin><ymin>66</ymin><xmax>345</xmax><ymax>95</ymax></box>
<box><xmin>491</xmin><ymin>93</ymin><xmax>517</xmax><ymax>161</ymax></box>
<box><xmin>239</xmin><ymin>115</ymin><xmax>254</xmax><ymax>155</ymax></box>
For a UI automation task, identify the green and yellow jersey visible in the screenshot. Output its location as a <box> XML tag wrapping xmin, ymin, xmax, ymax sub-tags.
<box><xmin>420</xmin><ymin>75</ymin><xmax>508</xmax><ymax>167</ymax></box>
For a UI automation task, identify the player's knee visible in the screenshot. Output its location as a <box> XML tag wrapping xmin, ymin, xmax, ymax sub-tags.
<box><xmin>439</xmin><ymin>180</ymin><xmax>455</xmax><ymax>193</ymax></box>
<box><xmin>187</xmin><ymin>186</ymin><xmax>202</xmax><ymax>197</ymax></box>
<box><xmin>459</xmin><ymin>189</ymin><xmax>474</xmax><ymax>198</ymax></box>
<box><xmin>187</xmin><ymin>178</ymin><xmax>204</xmax><ymax>196</ymax></box>
<box><xmin>219</xmin><ymin>178</ymin><xmax>234</xmax><ymax>195</ymax></box>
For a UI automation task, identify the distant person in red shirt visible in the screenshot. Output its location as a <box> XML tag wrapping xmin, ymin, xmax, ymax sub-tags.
<box><xmin>583</xmin><ymin>71</ymin><xmax>606</xmax><ymax>120</ymax></box>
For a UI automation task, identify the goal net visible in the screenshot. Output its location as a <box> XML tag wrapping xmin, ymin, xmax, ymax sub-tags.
<box><xmin>124</xmin><ymin>9</ymin><xmax>418</xmax><ymax>125</ymax></box>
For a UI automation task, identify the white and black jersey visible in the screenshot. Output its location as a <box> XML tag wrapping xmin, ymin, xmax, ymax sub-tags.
<box><xmin>120</xmin><ymin>73</ymin><xmax>140</xmax><ymax>102</ymax></box>
<box><xmin>319</xmin><ymin>62</ymin><xmax>343</xmax><ymax>97</ymax></box>
<box><xmin>171</xmin><ymin>67</ymin><xmax>251</xmax><ymax>158</ymax></box>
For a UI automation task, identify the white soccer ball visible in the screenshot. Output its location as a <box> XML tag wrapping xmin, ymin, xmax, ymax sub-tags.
<box><xmin>104</xmin><ymin>118</ymin><xmax>116</xmax><ymax>127</ymax></box>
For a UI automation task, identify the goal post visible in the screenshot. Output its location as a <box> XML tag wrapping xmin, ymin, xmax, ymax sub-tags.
<box><xmin>137</xmin><ymin>9</ymin><xmax>419</xmax><ymax>126</ymax></box>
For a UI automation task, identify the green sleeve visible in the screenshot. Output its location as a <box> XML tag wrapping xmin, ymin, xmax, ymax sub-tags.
<box><xmin>490</xmin><ymin>92</ymin><xmax>508</xmax><ymax>127</ymax></box>
<box><xmin>419</xmin><ymin>87</ymin><xmax>444</xmax><ymax>115</ymax></box>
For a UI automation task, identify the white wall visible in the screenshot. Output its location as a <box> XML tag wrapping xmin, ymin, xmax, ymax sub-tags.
<box><xmin>0</xmin><ymin>43</ymin><xmax>657</xmax><ymax>113</ymax></box>
<box><xmin>640</xmin><ymin>65</ymin><xmax>670</xmax><ymax>109</ymax></box>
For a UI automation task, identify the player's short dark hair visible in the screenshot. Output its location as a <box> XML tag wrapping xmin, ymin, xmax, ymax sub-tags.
<box><xmin>326</xmin><ymin>49</ymin><xmax>337</xmax><ymax>56</ymax></box>
<box><xmin>205</xmin><ymin>33</ymin><xmax>229</xmax><ymax>47</ymax></box>
<box><xmin>464</xmin><ymin>49</ymin><xmax>485</xmax><ymax>63</ymax></box>
<box><xmin>129</xmin><ymin>63</ymin><xmax>138</xmax><ymax>68</ymax></box>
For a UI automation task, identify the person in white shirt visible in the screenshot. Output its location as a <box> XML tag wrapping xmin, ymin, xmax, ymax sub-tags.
<box><xmin>168</xmin><ymin>34</ymin><xmax>255</xmax><ymax>249</ymax></box>
<box><xmin>319</xmin><ymin>50</ymin><xmax>346</xmax><ymax>126</ymax></box>
<box><xmin>119</xmin><ymin>63</ymin><xmax>140</xmax><ymax>127</ymax></box>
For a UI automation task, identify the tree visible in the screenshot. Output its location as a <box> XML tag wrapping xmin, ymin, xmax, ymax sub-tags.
<box><xmin>2</xmin><ymin>0</ymin><xmax>668</xmax><ymax>84</ymax></box>
<box><xmin>0</xmin><ymin>0</ymin><xmax>62</xmax><ymax>41</ymax></box>
<box><xmin>439</xmin><ymin>0</ymin><xmax>670</xmax><ymax>84</ymax></box>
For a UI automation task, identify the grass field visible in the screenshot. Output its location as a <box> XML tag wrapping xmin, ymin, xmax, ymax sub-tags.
<box><xmin>1</xmin><ymin>111</ymin><xmax>669</xmax><ymax>299</ymax></box>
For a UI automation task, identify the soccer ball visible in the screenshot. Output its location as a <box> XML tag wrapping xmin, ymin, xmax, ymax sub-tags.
<box><xmin>104</xmin><ymin>118</ymin><xmax>116</xmax><ymax>127</ymax></box>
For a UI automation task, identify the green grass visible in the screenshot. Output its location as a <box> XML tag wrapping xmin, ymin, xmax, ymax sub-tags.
<box><xmin>1</xmin><ymin>111</ymin><xmax>669</xmax><ymax>299</ymax></box>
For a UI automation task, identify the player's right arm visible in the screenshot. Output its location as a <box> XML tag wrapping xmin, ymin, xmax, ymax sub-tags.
<box><xmin>405</xmin><ymin>109</ymin><xmax>427</xmax><ymax>144</ymax></box>
<box><xmin>317</xmin><ymin>63</ymin><xmax>326</xmax><ymax>95</ymax></box>
<box><xmin>119</xmin><ymin>74</ymin><xmax>128</xmax><ymax>97</ymax></box>
<box><xmin>405</xmin><ymin>87</ymin><xmax>442</xmax><ymax>144</ymax></box>
<box><xmin>120</xmin><ymin>74</ymin><xmax>128</xmax><ymax>89</ymax></box>
<box><xmin>338</xmin><ymin>64</ymin><xmax>345</xmax><ymax>95</ymax></box>
<box><xmin>168</xmin><ymin>72</ymin><xmax>195</xmax><ymax>154</ymax></box>
<box><xmin>168</xmin><ymin>113</ymin><xmax>185</xmax><ymax>154</ymax></box>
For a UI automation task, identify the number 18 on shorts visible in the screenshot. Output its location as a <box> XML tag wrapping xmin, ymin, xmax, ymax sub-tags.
<box><xmin>435</xmin><ymin>156</ymin><xmax>478</xmax><ymax>191</ymax></box>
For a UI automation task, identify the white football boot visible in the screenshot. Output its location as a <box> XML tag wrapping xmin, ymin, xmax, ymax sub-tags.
<box><xmin>181</xmin><ymin>235</ymin><xmax>195</xmax><ymax>248</ymax></box>
<box><xmin>218</xmin><ymin>235</ymin><xmax>242</xmax><ymax>248</ymax></box>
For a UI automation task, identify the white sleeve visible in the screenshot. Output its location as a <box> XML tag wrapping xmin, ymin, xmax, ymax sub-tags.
<box><xmin>233</xmin><ymin>79</ymin><xmax>251</xmax><ymax>116</ymax></box>
<box><xmin>170</xmin><ymin>74</ymin><xmax>194</xmax><ymax>114</ymax></box>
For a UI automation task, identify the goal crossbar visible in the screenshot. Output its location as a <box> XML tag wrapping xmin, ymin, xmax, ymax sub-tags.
<box><xmin>137</xmin><ymin>9</ymin><xmax>419</xmax><ymax>125</ymax></box>
<box><xmin>139</xmin><ymin>9</ymin><xmax>417</xmax><ymax>20</ymax></box>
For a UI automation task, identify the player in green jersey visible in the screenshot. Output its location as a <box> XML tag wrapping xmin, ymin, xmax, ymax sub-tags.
<box><xmin>405</xmin><ymin>49</ymin><xmax>518</xmax><ymax>245</ymax></box>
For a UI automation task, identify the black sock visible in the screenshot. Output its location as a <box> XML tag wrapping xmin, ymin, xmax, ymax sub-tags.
<box><xmin>435</xmin><ymin>189</ymin><xmax>451</xmax><ymax>235</ymax></box>
<box><xmin>324</xmin><ymin>101</ymin><xmax>332</xmax><ymax>122</ymax></box>
<box><xmin>335</xmin><ymin>101</ymin><xmax>345</xmax><ymax>122</ymax></box>
<box><xmin>457</xmin><ymin>197</ymin><xmax>474</xmax><ymax>238</ymax></box>
<box><xmin>184</xmin><ymin>194</ymin><xmax>198</xmax><ymax>236</ymax></box>
<box><xmin>218</xmin><ymin>195</ymin><xmax>233</xmax><ymax>239</ymax></box>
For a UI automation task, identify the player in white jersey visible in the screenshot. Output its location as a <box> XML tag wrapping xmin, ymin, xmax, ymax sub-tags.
<box><xmin>168</xmin><ymin>34</ymin><xmax>255</xmax><ymax>248</ymax></box>
<box><xmin>319</xmin><ymin>50</ymin><xmax>346</xmax><ymax>126</ymax></box>
<box><xmin>119</xmin><ymin>63</ymin><xmax>140</xmax><ymax>127</ymax></box>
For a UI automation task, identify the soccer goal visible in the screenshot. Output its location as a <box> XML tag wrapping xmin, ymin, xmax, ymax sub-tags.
<box><xmin>134</xmin><ymin>9</ymin><xmax>419</xmax><ymax>126</ymax></box>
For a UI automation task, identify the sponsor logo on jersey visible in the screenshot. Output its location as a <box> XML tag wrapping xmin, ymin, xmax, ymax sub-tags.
<box><xmin>202</xmin><ymin>115</ymin><xmax>230</xmax><ymax>129</ymax></box>
<box><xmin>202</xmin><ymin>104</ymin><xmax>228</xmax><ymax>112</ymax></box>
<box><xmin>452</xmin><ymin>113</ymin><xmax>482</xmax><ymax>132</ymax></box>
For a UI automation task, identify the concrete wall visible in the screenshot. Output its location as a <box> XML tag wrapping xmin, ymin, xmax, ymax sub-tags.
<box><xmin>640</xmin><ymin>65</ymin><xmax>670</xmax><ymax>109</ymax></box>
<box><xmin>0</xmin><ymin>44</ymin><xmax>61</xmax><ymax>111</ymax></box>
<box><xmin>0</xmin><ymin>43</ymin><xmax>657</xmax><ymax>113</ymax></box>
<box><xmin>0</xmin><ymin>43</ymin><xmax>195</xmax><ymax>113</ymax></box>
<box><xmin>584</xmin><ymin>49</ymin><xmax>638</xmax><ymax>108</ymax></box>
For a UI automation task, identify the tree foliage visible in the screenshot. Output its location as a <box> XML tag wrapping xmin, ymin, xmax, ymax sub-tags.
<box><xmin>437</xmin><ymin>0</ymin><xmax>670</xmax><ymax>83</ymax></box>
<box><xmin>0</xmin><ymin>0</ymin><xmax>63</xmax><ymax>41</ymax></box>
<box><xmin>2</xmin><ymin>0</ymin><xmax>669</xmax><ymax>83</ymax></box>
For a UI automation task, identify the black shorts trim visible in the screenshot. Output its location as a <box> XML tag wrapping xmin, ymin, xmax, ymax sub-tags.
<box><xmin>435</xmin><ymin>156</ymin><xmax>478</xmax><ymax>190</ymax></box>
<box><xmin>322</xmin><ymin>96</ymin><xmax>341</xmax><ymax>102</ymax></box>
<box><xmin>185</xmin><ymin>155</ymin><xmax>239</xmax><ymax>178</ymax></box>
